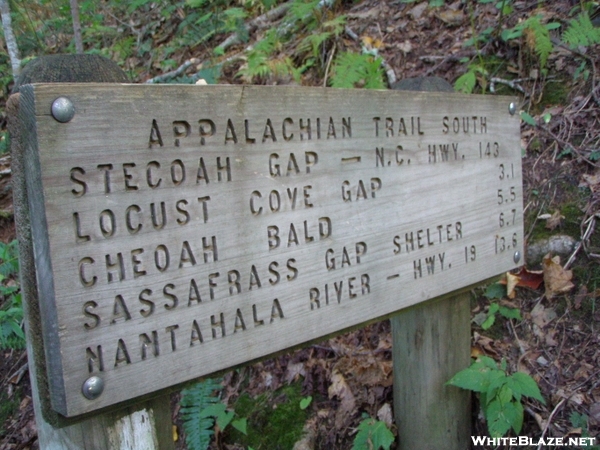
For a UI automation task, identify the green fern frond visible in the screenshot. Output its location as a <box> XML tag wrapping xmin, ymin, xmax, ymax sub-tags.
<box><xmin>330</xmin><ymin>52</ymin><xmax>385</xmax><ymax>89</ymax></box>
<box><xmin>524</xmin><ymin>16</ymin><xmax>553</xmax><ymax>68</ymax></box>
<box><xmin>237</xmin><ymin>29</ymin><xmax>280</xmax><ymax>82</ymax></box>
<box><xmin>322</xmin><ymin>15</ymin><xmax>347</xmax><ymax>36</ymax></box>
<box><xmin>271</xmin><ymin>57</ymin><xmax>304</xmax><ymax>82</ymax></box>
<box><xmin>297</xmin><ymin>15</ymin><xmax>345</xmax><ymax>60</ymax></box>
<box><xmin>180</xmin><ymin>378</ymin><xmax>224</xmax><ymax>450</ymax></box>
<box><xmin>298</xmin><ymin>31</ymin><xmax>333</xmax><ymax>59</ymax></box>
<box><xmin>563</xmin><ymin>13</ymin><xmax>600</xmax><ymax>47</ymax></box>
<box><xmin>288</xmin><ymin>0</ymin><xmax>321</xmax><ymax>25</ymax></box>
<box><xmin>0</xmin><ymin>240</ymin><xmax>19</xmax><ymax>279</ymax></box>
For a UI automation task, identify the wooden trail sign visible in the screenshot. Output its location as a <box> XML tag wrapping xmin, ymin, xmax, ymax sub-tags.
<box><xmin>19</xmin><ymin>84</ymin><xmax>523</xmax><ymax>417</ymax></box>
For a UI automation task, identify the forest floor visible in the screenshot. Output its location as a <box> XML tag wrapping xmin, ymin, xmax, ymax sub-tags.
<box><xmin>1</xmin><ymin>0</ymin><xmax>600</xmax><ymax>449</ymax></box>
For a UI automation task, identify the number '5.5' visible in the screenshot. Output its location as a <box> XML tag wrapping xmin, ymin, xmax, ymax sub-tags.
<box><xmin>497</xmin><ymin>187</ymin><xmax>516</xmax><ymax>204</ymax></box>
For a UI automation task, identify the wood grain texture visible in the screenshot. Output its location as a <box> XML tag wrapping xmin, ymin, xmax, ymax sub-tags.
<box><xmin>21</xmin><ymin>84</ymin><xmax>522</xmax><ymax>416</ymax></box>
<box><xmin>392</xmin><ymin>293</ymin><xmax>471</xmax><ymax>450</ymax></box>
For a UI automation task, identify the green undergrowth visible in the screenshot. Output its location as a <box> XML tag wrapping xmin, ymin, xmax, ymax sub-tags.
<box><xmin>538</xmin><ymin>80</ymin><xmax>569</xmax><ymax>110</ymax></box>
<box><xmin>527</xmin><ymin>202</ymin><xmax>584</xmax><ymax>243</ymax></box>
<box><xmin>0</xmin><ymin>388</ymin><xmax>22</xmax><ymax>435</ymax></box>
<box><xmin>225</xmin><ymin>382</ymin><xmax>308</xmax><ymax>449</ymax></box>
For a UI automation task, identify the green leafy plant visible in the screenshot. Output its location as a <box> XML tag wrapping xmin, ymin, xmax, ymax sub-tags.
<box><xmin>200</xmin><ymin>402</ymin><xmax>248</xmax><ymax>436</ymax></box>
<box><xmin>299</xmin><ymin>395</ymin><xmax>312</xmax><ymax>410</ymax></box>
<box><xmin>480</xmin><ymin>302</ymin><xmax>522</xmax><ymax>330</ymax></box>
<box><xmin>447</xmin><ymin>356</ymin><xmax>545</xmax><ymax>438</ymax></box>
<box><xmin>180</xmin><ymin>378</ymin><xmax>225</xmax><ymax>449</ymax></box>
<box><xmin>226</xmin><ymin>383</ymin><xmax>308</xmax><ymax>448</ymax></box>
<box><xmin>330</xmin><ymin>51</ymin><xmax>385</xmax><ymax>89</ymax></box>
<box><xmin>297</xmin><ymin>15</ymin><xmax>346</xmax><ymax>62</ymax></box>
<box><xmin>352</xmin><ymin>414</ymin><xmax>395</xmax><ymax>450</ymax></box>
<box><xmin>478</xmin><ymin>283</ymin><xmax>521</xmax><ymax>330</ymax></box>
<box><xmin>0</xmin><ymin>240</ymin><xmax>24</xmax><ymax>350</ymax></box>
<box><xmin>570</xmin><ymin>412</ymin><xmax>600</xmax><ymax>449</ymax></box>
<box><xmin>0</xmin><ymin>132</ymin><xmax>9</xmax><ymax>155</ymax></box>
<box><xmin>501</xmin><ymin>15</ymin><xmax>560</xmax><ymax>70</ymax></box>
<box><xmin>237</xmin><ymin>28</ymin><xmax>306</xmax><ymax>83</ymax></box>
<box><xmin>180</xmin><ymin>377</ymin><xmax>248</xmax><ymax>450</ymax></box>
<box><xmin>563</xmin><ymin>12</ymin><xmax>600</xmax><ymax>47</ymax></box>
<box><xmin>520</xmin><ymin>111</ymin><xmax>536</xmax><ymax>126</ymax></box>
<box><xmin>454</xmin><ymin>64</ymin><xmax>488</xmax><ymax>94</ymax></box>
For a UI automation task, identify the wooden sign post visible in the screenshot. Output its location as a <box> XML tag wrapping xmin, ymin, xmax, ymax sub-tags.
<box><xmin>13</xmin><ymin>84</ymin><xmax>522</xmax><ymax>447</ymax></box>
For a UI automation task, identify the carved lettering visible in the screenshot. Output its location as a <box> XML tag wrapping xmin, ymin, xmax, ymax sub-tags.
<box><xmin>267</xmin><ymin>218</ymin><xmax>331</xmax><ymax>250</ymax></box>
<box><xmin>309</xmin><ymin>274</ymin><xmax>371</xmax><ymax>310</ymax></box>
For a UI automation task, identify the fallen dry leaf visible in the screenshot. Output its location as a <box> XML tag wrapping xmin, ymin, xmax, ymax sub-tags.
<box><xmin>286</xmin><ymin>362</ymin><xmax>306</xmax><ymax>384</ymax></box>
<box><xmin>377</xmin><ymin>403</ymin><xmax>394</xmax><ymax>428</ymax></box>
<box><xmin>435</xmin><ymin>9</ymin><xmax>465</xmax><ymax>26</ymax></box>
<box><xmin>545</xmin><ymin>210</ymin><xmax>565</xmax><ymax>230</ymax></box>
<box><xmin>531</xmin><ymin>303</ymin><xmax>557</xmax><ymax>329</ymax></box>
<box><xmin>506</xmin><ymin>271</ymin><xmax>520</xmax><ymax>298</ymax></box>
<box><xmin>472</xmin><ymin>332</ymin><xmax>499</xmax><ymax>356</ymax></box>
<box><xmin>328</xmin><ymin>370</ymin><xmax>356</xmax><ymax>413</ymax></box>
<box><xmin>581</xmin><ymin>171</ymin><xmax>600</xmax><ymax>192</ymax></box>
<box><xmin>543</xmin><ymin>254</ymin><xmax>575</xmax><ymax>298</ymax></box>
<box><xmin>500</xmin><ymin>267</ymin><xmax>544</xmax><ymax>293</ymax></box>
<box><xmin>397</xmin><ymin>40</ymin><xmax>413</xmax><ymax>53</ymax></box>
<box><xmin>328</xmin><ymin>370</ymin><xmax>356</xmax><ymax>429</ymax></box>
<box><xmin>335</xmin><ymin>355</ymin><xmax>393</xmax><ymax>387</ymax></box>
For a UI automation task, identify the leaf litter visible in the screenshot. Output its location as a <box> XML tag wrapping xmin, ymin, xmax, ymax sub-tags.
<box><xmin>2</xmin><ymin>0</ymin><xmax>600</xmax><ymax>448</ymax></box>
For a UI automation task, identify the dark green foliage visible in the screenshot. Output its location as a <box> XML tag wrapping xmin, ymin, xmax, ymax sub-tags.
<box><xmin>180</xmin><ymin>1</ymin><xmax>248</xmax><ymax>49</ymax></box>
<box><xmin>563</xmin><ymin>13</ymin><xmax>600</xmax><ymax>47</ymax></box>
<box><xmin>330</xmin><ymin>51</ymin><xmax>385</xmax><ymax>89</ymax></box>
<box><xmin>483</xmin><ymin>283</ymin><xmax>506</xmax><ymax>300</ymax></box>
<box><xmin>227</xmin><ymin>383</ymin><xmax>308</xmax><ymax>449</ymax></box>
<box><xmin>448</xmin><ymin>356</ymin><xmax>544</xmax><ymax>437</ymax></box>
<box><xmin>180</xmin><ymin>378</ymin><xmax>224</xmax><ymax>450</ymax></box>
<box><xmin>0</xmin><ymin>388</ymin><xmax>22</xmax><ymax>435</ymax></box>
<box><xmin>352</xmin><ymin>414</ymin><xmax>395</xmax><ymax>450</ymax></box>
<box><xmin>0</xmin><ymin>240</ymin><xmax>24</xmax><ymax>350</ymax></box>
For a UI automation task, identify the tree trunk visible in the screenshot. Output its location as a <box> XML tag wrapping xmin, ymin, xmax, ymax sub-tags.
<box><xmin>0</xmin><ymin>0</ymin><xmax>22</xmax><ymax>80</ymax></box>
<box><xmin>70</xmin><ymin>0</ymin><xmax>84</xmax><ymax>54</ymax></box>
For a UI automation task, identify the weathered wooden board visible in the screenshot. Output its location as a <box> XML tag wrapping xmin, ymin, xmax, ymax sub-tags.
<box><xmin>20</xmin><ymin>84</ymin><xmax>523</xmax><ymax>417</ymax></box>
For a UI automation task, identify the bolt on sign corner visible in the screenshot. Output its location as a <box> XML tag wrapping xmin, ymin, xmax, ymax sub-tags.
<box><xmin>20</xmin><ymin>84</ymin><xmax>523</xmax><ymax>417</ymax></box>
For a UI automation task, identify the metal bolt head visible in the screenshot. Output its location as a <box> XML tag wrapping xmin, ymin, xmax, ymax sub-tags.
<box><xmin>51</xmin><ymin>97</ymin><xmax>75</xmax><ymax>123</ymax></box>
<box><xmin>508</xmin><ymin>102</ymin><xmax>517</xmax><ymax>116</ymax></box>
<box><xmin>513</xmin><ymin>250</ymin><xmax>521</xmax><ymax>264</ymax></box>
<box><xmin>82</xmin><ymin>376</ymin><xmax>104</xmax><ymax>400</ymax></box>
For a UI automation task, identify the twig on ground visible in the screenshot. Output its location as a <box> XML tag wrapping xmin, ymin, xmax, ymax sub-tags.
<box><xmin>536</xmin><ymin>397</ymin><xmax>566</xmax><ymax>450</ymax></box>
<box><xmin>509</xmin><ymin>319</ymin><xmax>527</xmax><ymax>356</ymax></box>
<box><xmin>323</xmin><ymin>42</ymin><xmax>336</xmax><ymax>87</ymax></box>
<box><xmin>215</xmin><ymin>1</ymin><xmax>293</xmax><ymax>53</ymax></box>
<box><xmin>422</xmin><ymin>54</ymin><xmax>468</xmax><ymax>77</ymax></box>
<box><xmin>580</xmin><ymin>214</ymin><xmax>598</xmax><ymax>261</ymax></box>
<box><xmin>565</xmin><ymin>215</ymin><xmax>595</xmax><ymax>269</ymax></box>
<box><xmin>537</xmin><ymin>124</ymin><xmax>600</xmax><ymax>169</ymax></box>
<box><xmin>490</xmin><ymin>77</ymin><xmax>527</xmax><ymax>94</ymax></box>
<box><xmin>145</xmin><ymin>59</ymin><xmax>199</xmax><ymax>83</ymax></box>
